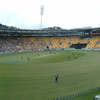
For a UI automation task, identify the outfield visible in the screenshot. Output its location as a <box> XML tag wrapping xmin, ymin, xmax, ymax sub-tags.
<box><xmin>0</xmin><ymin>50</ymin><xmax>100</xmax><ymax>100</ymax></box>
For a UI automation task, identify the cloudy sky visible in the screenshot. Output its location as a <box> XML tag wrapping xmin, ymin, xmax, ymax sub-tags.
<box><xmin>0</xmin><ymin>0</ymin><xmax>100</xmax><ymax>29</ymax></box>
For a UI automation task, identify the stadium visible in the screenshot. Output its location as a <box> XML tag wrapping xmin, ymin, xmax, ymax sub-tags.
<box><xmin>1</xmin><ymin>27</ymin><xmax>100</xmax><ymax>100</ymax></box>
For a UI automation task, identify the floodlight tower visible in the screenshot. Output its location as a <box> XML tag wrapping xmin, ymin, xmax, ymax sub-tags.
<box><xmin>40</xmin><ymin>5</ymin><xmax>44</xmax><ymax>29</ymax></box>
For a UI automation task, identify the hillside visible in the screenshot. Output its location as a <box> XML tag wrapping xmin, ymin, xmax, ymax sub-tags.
<box><xmin>0</xmin><ymin>23</ymin><xmax>19</xmax><ymax>30</ymax></box>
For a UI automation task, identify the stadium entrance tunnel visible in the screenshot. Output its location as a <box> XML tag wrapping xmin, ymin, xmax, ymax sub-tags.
<box><xmin>47</xmin><ymin>46</ymin><xmax>49</xmax><ymax>49</ymax></box>
<box><xmin>70</xmin><ymin>43</ymin><xmax>87</xmax><ymax>49</ymax></box>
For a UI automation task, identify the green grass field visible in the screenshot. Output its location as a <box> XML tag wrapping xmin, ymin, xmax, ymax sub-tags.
<box><xmin>0</xmin><ymin>50</ymin><xmax>100</xmax><ymax>100</ymax></box>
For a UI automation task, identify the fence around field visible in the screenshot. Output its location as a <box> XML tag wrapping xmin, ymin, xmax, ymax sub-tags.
<box><xmin>53</xmin><ymin>87</ymin><xmax>100</xmax><ymax>100</ymax></box>
<box><xmin>0</xmin><ymin>49</ymin><xmax>32</xmax><ymax>54</ymax></box>
<box><xmin>0</xmin><ymin>48</ymin><xmax>97</xmax><ymax>54</ymax></box>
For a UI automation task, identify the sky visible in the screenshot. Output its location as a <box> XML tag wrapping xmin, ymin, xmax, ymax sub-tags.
<box><xmin>0</xmin><ymin>0</ymin><xmax>100</xmax><ymax>29</ymax></box>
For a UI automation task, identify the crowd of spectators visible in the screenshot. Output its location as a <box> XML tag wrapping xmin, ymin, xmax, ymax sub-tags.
<box><xmin>0</xmin><ymin>36</ymin><xmax>98</xmax><ymax>52</ymax></box>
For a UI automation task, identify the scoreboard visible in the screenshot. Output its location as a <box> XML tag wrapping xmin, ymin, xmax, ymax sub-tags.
<box><xmin>79</xmin><ymin>31</ymin><xmax>91</xmax><ymax>38</ymax></box>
